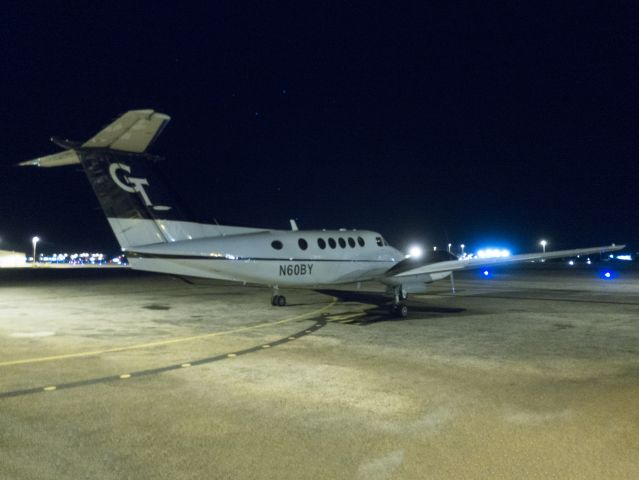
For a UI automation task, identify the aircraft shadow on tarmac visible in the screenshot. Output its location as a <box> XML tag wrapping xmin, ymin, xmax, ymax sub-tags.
<box><xmin>316</xmin><ymin>289</ymin><xmax>466</xmax><ymax>324</ymax></box>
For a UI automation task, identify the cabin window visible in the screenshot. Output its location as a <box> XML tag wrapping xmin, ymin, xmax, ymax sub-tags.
<box><xmin>357</xmin><ymin>236</ymin><xmax>365</xmax><ymax>247</ymax></box>
<box><xmin>347</xmin><ymin>237</ymin><xmax>356</xmax><ymax>248</ymax></box>
<box><xmin>328</xmin><ymin>238</ymin><xmax>337</xmax><ymax>249</ymax></box>
<box><xmin>338</xmin><ymin>238</ymin><xmax>346</xmax><ymax>248</ymax></box>
<box><xmin>376</xmin><ymin>236</ymin><xmax>383</xmax><ymax>247</ymax></box>
<box><xmin>298</xmin><ymin>238</ymin><xmax>308</xmax><ymax>250</ymax></box>
<box><xmin>317</xmin><ymin>238</ymin><xmax>326</xmax><ymax>249</ymax></box>
<box><xmin>271</xmin><ymin>240</ymin><xmax>283</xmax><ymax>250</ymax></box>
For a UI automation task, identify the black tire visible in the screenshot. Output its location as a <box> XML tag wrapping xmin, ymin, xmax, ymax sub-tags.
<box><xmin>271</xmin><ymin>295</ymin><xmax>278</xmax><ymax>306</ymax></box>
<box><xmin>395</xmin><ymin>303</ymin><xmax>408</xmax><ymax>318</ymax></box>
<box><xmin>276</xmin><ymin>295</ymin><xmax>287</xmax><ymax>307</ymax></box>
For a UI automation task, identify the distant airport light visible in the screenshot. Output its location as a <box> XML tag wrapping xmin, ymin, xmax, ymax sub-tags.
<box><xmin>568</xmin><ymin>260</ymin><xmax>575</xmax><ymax>266</ymax></box>
<box><xmin>477</xmin><ymin>248</ymin><xmax>511</xmax><ymax>259</ymax></box>
<box><xmin>616</xmin><ymin>255</ymin><xmax>632</xmax><ymax>261</ymax></box>
<box><xmin>31</xmin><ymin>236</ymin><xmax>40</xmax><ymax>266</ymax></box>
<box><xmin>602</xmin><ymin>271</ymin><xmax>614</xmax><ymax>280</ymax></box>
<box><xmin>460</xmin><ymin>244</ymin><xmax>465</xmax><ymax>256</ymax></box>
<box><xmin>408</xmin><ymin>246</ymin><xmax>423</xmax><ymax>259</ymax></box>
<box><xmin>482</xmin><ymin>270</ymin><xmax>490</xmax><ymax>277</ymax></box>
<box><xmin>25</xmin><ymin>251</ymin><xmax>126</xmax><ymax>266</ymax></box>
<box><xmin>539</xmin><ymin>239</ymin><xmax>547</xmax><ymax>253</ymax></box>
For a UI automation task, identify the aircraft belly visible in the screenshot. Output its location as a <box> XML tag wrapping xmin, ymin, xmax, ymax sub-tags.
<box><xmin>239</xmin><ymin>260</ymin><xmax>391</xmax><ymax>286</ymax></box>
<box><xmin>129</xmin><ymin>258</ymin><xmax>393</xmax><ymax>286</ymax></box>
<box><xmin>129</xmin><ymin>258</ymin><xmax>239</xmax><ymax>281</ymax></box>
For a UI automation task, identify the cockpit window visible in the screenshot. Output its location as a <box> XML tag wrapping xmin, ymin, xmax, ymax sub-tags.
<box><xmin>271</xmin><ymin>240</ymin><xmax>283</xmax><ymax>250</ymax></box>
<box><xmin>375</xmin><ymin>236</ymin><xmax>383</xmax><ymax>247</ymax></box>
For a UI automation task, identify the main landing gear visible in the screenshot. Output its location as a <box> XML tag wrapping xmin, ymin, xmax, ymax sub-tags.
<box><xmin>271</xmin><ymin>287</ymin><xmax>287</xmax><ymax>307</ymax></box>
<box><xmin>389</xmin><ymin>286</ymin><xmax>409</xmax><ymax>318</ymax></box>
<box><xmin>271</xmin><ymin>294</ymin><xmax>287</xmax><ymax>307</ymax></box>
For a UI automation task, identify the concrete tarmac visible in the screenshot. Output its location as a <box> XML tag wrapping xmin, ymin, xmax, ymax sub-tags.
<box><xmin>0</xmin><ymin>265</ymin><xmax>638</xmax><ymax>479</ymax></box>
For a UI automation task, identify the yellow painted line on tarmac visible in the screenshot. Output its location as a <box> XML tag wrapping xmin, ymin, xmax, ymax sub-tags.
<box><xmin>227</xmin><ymin>353</ymin><xmax>237</xmax><ymax>358</ymax></box>
<box><xmin>262</xmin><ymin>345</ymin><xmax>270</xmax><ymax>349</ymax></box>
<box><xmin>326</xmin><ymin>312</ymin><xmax>365</xmax><ymax>323</ymax></box>
<box><xmin>119</xmin><ymin>374</ymin><xmax>131</xmax><ymax>379</ymax></box>
<box><xmin>181</xmin><ymin>363</ymin><xmax>191</xmax><ymax>368</ymax></box>
<box><xmin>43</xmin><ymin>386</ymin><xmax>56</xmax><ymax>392</ymax></box>
<box><xmin>0</xmin><ymin>298</ymin><xmax>337</xmax><ymax>368</ymax></box>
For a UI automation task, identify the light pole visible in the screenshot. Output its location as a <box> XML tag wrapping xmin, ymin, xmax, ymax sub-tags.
<box><xmin>448</xmin><ymin>243</ymin><xmax>452</xmax><ymax>253</ymax></box>
<box><xmin>540</xmin><ymin>239</ymin><xmax>547</xmax><ymax>253</ymax></box>
<box><xmin>32</xmin><ymin>236</ymin><xmax>40</xmax><ymax>266</ymax></box>
<box><xmin>460</xmin><ymin>244</ymin><xmax>465</xmax><ymax>256</ymax></box>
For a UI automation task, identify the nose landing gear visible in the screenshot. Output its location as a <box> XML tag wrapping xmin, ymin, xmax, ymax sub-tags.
<box><xmin>391</xmin><ymin>302</ymin><xmax>409</xmax><ymax>318</ymax></box>
<box><xmin>389</xmin><ymin>285</ymin><xmax>409</xmax><ymax>318</ymax></box>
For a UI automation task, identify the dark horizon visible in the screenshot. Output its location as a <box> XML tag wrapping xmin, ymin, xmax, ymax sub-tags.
<box><xmin>1</xmin><ymin>4</ymin><xmax>637</xmax><ymax>255</ymax></box>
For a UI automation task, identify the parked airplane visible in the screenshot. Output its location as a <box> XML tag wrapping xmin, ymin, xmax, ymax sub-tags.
<box><xmin>20</xmin><ymin>110</ymin><xmax>624</xmax><ymax>317</ymax></box>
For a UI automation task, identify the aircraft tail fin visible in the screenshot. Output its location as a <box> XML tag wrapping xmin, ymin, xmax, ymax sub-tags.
<box><xmin>79</xmin><ymin>149</ymin><xmax>195</xmax><ymax>247</ymax></box>
<box><xmin>20</xmin><ymin>110</ymin><xmax>198</xmax><ymax>248</ymax></box>
<box><xmin>21</xmin><ymin>110</ymin><xmax>269</xmax><ymax>250</ymax></box>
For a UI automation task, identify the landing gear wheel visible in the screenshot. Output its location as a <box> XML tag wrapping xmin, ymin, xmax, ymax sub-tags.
<box><xmin>391</xmin><ymin>303</ymin><xmax>408</xmax><ymax>318</ymax></box>
<box><xmin>272</xmin><ymin>295</ymin><xmax>287</xmax><ymax>307</ymax></box>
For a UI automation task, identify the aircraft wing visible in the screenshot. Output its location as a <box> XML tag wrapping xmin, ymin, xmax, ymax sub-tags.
<box><xmin>389</xmin><ymin>244</ymin><xmax>625</xmax><ymax>279</ymax></box>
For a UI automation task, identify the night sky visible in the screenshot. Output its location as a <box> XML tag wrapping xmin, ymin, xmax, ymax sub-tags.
<box><xmin>1</xmin><ymin>3</ymin><xmax>638</xmax><ymax>255</ymax></box>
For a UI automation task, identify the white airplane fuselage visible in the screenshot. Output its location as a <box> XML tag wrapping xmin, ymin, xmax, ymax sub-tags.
<box><xmin>128</xmin><ymin>229</ymin><xmax>408</xmax><ymax>287</ymax></box>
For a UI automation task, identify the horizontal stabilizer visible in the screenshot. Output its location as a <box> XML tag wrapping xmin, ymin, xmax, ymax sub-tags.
<box><xmin>83</xmin><ymin>109</ymin><xmax>170</xmax><ymax>153</ymax></box>
<box><xmin>18</xmin><ymin>149</ymin><xmax>80</xmax><ymax>168</ymax></box>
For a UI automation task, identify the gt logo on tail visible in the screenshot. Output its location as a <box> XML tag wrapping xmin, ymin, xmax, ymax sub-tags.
<box><xmin>109</xmin><ymin>163</ymin><xmax>171</xmax><ymax>211</ymax></box>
